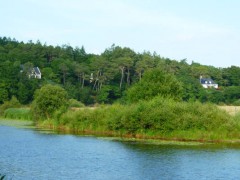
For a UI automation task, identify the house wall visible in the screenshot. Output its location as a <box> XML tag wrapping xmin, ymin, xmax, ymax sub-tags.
<box><xmin>36</xmin><ymin>74</ymin><xmax>41</xmax><ymax>79</ymax></box>
<box><xmin>202</xmin><ymin>84</ymin><xmax>218</xmax><ymax>89</ymax></box>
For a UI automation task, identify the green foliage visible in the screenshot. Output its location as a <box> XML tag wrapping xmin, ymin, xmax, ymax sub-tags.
<box><xmin>4</xmin><ymin>108</ymin><xmax>32</xmax><ymax>120</ymax></box>
<box><xmin>41</xmin><ymin>67</ymin><xmax>57</xmax><ymax>82</ymax></box>
<box><xmin>106</xmin><ymin>97</ymin><xmax>235</xmax><ymax>135</ymax></box>
<box><xmin>0</xmin><ymin>36</ymin><xmax>240</xmax><ymax>105</ymax></box>
<box><xmin>0</xmin><ymin>96</ymin><xmax>21</xmax><ymax>116</ymax></box>
<box><xmin>51</xmin><ymin>96</ymin><xmax>240</xmax><ymax>140</ymax></box>
<box><xmin>96</xmin><ymin>86</ymin><xmax>111</xmax><ymax>103</ymax></box>
<box><xmin>68</xmin><ymin>99</ymin><xmax>85</xmax><ymax>108</ymax></box>
<box><xmin>233</xmin><ymin>99</ymin><xmax>240</xmax><ymax>106</ymax></box>
<box><xmin>77</xmin><ymin>87</ymin><xmax>95</xmax><ymax>105</ymax></box>
<box><xmin>32</xmin><ymin>84</ymin><xmax>68</xmax><ymax>120</ymax></box>
<box><xmin>0</xmin><ymin>87</ymin><xmax>8</xmax><ymax>103</ymax></box>
<box><xmin>58</xmin><ymin>107</ymin><xmax>110</xmax><ymax>132</ymax></box>
<box><xmin>222</xmin><ymin>66</ymin><xmax>240</xmax><ymax>86</ymax></box>
<box><xmin>17</xmin><ymin>79</ymin><xmax>39</xmax><ymax>104</ymax></box>
<box><xmin>96</xmin><ymin>85</ymin><xmax>121</xmax><ymax>104</ymax></box>
<box><xmin>126</xmin><ymin>68</ymin><xmax>183</xmax><ymax>103</ymax></box>
<box><xmin>223</xmin><ymin>86</ymin><xmax>240</xmax><ymax>104</ymax></box>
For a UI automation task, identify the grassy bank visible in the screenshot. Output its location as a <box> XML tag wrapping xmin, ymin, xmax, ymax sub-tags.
<box><xmin>2</xmin><ymin>108</ymin><xmax>32</xmax><ymax>121</ymax></box>
<box><xmin>37</xmin><ymin>96</ymin><xmax>240</xmax><ymax>141</ymax></box>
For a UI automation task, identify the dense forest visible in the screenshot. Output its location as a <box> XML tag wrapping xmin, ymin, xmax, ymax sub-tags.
<box><xmin>0</xmin><ymin>36</ymin><xmax>240</xmax><ymax>105</ymax></box>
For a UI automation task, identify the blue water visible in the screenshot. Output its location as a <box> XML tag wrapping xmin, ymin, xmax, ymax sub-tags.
<box><xmin>1</xmin><ymin>121</ymin><xmax>240</xmax><ymax>180</ymax></box>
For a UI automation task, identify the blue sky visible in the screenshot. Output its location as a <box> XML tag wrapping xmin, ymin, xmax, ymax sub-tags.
<box><xmin>0</xmin><ymin>0</ymin><xmax>240</xmax><ymax>67</ymax></box>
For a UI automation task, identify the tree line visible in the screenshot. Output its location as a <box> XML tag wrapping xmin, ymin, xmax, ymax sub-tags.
<box><xmin>0</xmin><ymin>36</ymin><xmax>240</xmax><ymax>105</ymax></box>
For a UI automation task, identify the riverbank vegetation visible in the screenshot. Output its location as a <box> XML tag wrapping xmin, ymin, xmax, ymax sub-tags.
<box><xmin>32</xmin><ymin>70</ymin><xmax>240</xmax><ymax>141</ymax></box>
<box><xmin>37</xmin><ymin>97</ymin><xmax>240</xmax><ymax>141</ymax></box>
<box><xmin>1</xmin><ymin>36</ymin><xmax>240</xmax><ymax>142</ymax></box>
<box><xmin>0</xmin><ymin>96</ymin><xmax>32</xmax><ymax>120</ymax></box>
<box><xmin>3</xmin><ymin>108</ymin><xmax>32</xmax><ymax>121</ymax></box>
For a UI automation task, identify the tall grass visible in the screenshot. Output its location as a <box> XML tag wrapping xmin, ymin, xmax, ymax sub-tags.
<box><xmin>41</xmin><ymin>96</ymin><xmax>240</xmax><ymax>141</ymax></box>
<box><xmin>3</xmin><ymin>108</ymin><xmax>32</xmax><ymax>121</ymax></box>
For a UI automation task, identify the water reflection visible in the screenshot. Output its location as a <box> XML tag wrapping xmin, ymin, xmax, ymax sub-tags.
<box><xmin>120</xmin><ymin>141</ymin><xmax>240</xmax><ymax>179</ymax></box>
<box><xmin>1</xmin><ymin>122</ymin><xmax>240</xmax><ymax>180</ymax></box>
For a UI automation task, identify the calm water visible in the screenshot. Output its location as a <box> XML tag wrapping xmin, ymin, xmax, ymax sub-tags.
<box><xmin>1</xmin><ymin>121</ymin><xmax>240</xmax><ymax>180</ymax></box>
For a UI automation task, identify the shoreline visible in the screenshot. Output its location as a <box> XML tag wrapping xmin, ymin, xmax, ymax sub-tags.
<box><xmin>36</xmin><ymin>121</ymin><xmax>240</xmax><ymax>146</ymax></box>
<box><xmin>2</xmin><ymin>118</ymin><xmax>240</xmax><ymax>146</ymax></box>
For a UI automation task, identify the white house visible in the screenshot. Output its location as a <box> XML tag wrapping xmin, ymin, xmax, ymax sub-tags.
<box><xmin>21</xmin><ymin>65</ymin><xmax>42</xmax><ymax>79</ymax></box>
<box><xmin>200</xmin><ymin>76</ymin><xmax>218</xmax><ymax>89</ymax></box>
<box><xmin>30</xmin><ymin>67</ymin><xmax>41</xmax><ymax>79</ymax></box>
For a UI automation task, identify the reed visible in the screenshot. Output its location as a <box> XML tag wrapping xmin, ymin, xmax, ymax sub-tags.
<box><xmin>3</xmin><ymin>108</ymin><xmax>32</xmax><ymax>121</ymax></box>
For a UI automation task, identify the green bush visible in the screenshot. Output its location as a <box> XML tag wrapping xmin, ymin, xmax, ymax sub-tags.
<box><xmin>31</xmin><ymin>84</ymin><xmax>68</xmax><ymax>120</ymax></box>
<box><xmin>126</xmin><ymin>68</ymin><xmax>183</xmax><ymax>103</ymax></box>
<box><xmin>0</xmin><ymin>96</ymin><xmax>21</xmax><ymax>116</ymax></box>
<box><xmin>233</xmin><ymin>99</ymin><xmax>240</xmax><ymax>106</ymax></box>
<box><xmin>68</xmin><ymin>99</ymin><xmax>85</xmax><ymax>108</ymax></box>
<box><xmin>53</xmin><ymin>96</ymin><xmax>240</xmax><ymax>140</ymax></box>
<box><xmin>59</xmin><ymin>107</ymin><xmax>109</xmax><ymax>132</ymax></box>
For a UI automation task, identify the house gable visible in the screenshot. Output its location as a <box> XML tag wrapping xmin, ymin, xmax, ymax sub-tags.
<box><xmin>200</xmin><ymin>77</ymin><xmax>218</xmax><ymax>89</ymax></box>
<box><xmin>20</xmin><ymin>65</ymin><xmax>41</xmax><ymax>79</ymax></box>
<box><xmin>31</xmin><ymin>67</ymin><xmax>41</xmax><ymax>79</ymax></box>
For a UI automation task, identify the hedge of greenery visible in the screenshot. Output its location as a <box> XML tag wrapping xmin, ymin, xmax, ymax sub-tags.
<box><xmin>49</xmin><ymin>96</ymin><xmax>240</xmax><ymax>141</ymax></box>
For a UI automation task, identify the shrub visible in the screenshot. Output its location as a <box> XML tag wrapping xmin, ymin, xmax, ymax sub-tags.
<box><xmin>0</xmin><ymin>96</ymin><xmax>21</xmax><ymax>116</ymax></box>
<box><xmin>68</xmin><ymin>99</ymin><xmax>85</xmax><ymax>108</ymax></box>
<box><xmin>233</xmin><ymin>99</ymin><xmax>240</xmax><ymax>106</ymax></box>
<box><xmin>53</xmin><ymin>96</ymin><xmax>240</xmax><ymax>140</ymax></box>
<box><xmin>31</xmin><ymin>84</ymin><xmax>68</xmax><ymax>120</ymax></box>
<box><xmin>126</xmin><ymin>68</ymin><xmax>183</xmax><ymax>103</ymax></box>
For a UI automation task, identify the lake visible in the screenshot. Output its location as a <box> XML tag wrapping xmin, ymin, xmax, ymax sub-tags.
<box><xmin>1</xmin><ymin>120</ymin><xmax>240</xmax><ymax>180</ymax></box>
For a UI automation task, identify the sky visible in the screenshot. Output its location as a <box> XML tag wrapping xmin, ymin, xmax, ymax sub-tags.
<box><xmin>0</xmin><ymin>0</ymin><xmax>240</xmax><ymax>68</ymax></box>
